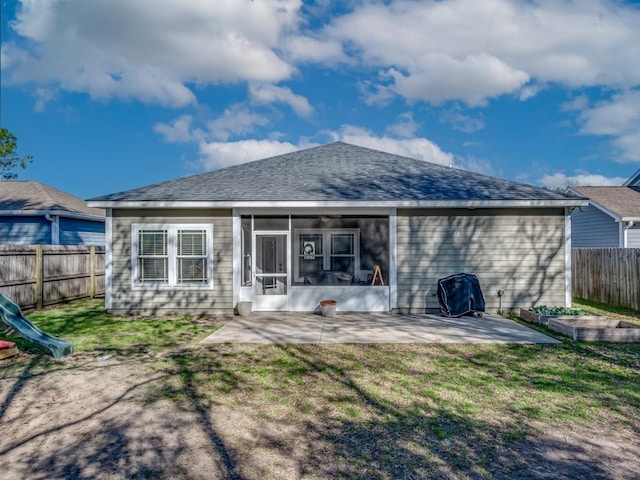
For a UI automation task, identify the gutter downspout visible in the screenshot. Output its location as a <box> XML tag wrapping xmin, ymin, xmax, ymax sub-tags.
<box><xmin>45</xmin><ymin>214</ymin><xmax>60</xmax><ymax>245</ymax></box>
<box><xmin>623</xmin><ymin>220</ymin><xmax>635</xmax><ymax>248</ymax></box>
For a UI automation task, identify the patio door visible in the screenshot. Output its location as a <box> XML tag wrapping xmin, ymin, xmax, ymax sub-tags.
<box><xmin>254</xmin><ymin>233</ymin><xmax>289</xmax><ymax>310</ymax></box>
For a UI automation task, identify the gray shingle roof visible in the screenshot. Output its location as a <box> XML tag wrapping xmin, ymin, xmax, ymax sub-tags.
<box><xmin>0</xmin><ymin>181</ymin><xmax>105</xmax><ymax>217</ymax></box>
<box><xmin>571</xmin><ymin>186</ymin><xmax>640</xmax><ymax>220</ymax></box>
<box><xmin>89</xmin><ymin>142</ymin><xmax>582</xmax><ymax>204</ymax></box>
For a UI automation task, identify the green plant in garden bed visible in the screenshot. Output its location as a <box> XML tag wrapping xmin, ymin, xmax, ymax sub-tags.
<box><xmin>530</xmin><ymin>305</ymin><xmax>591</xmax><ymax>316</ymax></box>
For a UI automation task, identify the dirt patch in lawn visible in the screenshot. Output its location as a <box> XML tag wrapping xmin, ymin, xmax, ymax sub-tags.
<box><xmin>1</xmin><ymin>345</ymin><xmax>639</xmax><ymax>479</ymax></box>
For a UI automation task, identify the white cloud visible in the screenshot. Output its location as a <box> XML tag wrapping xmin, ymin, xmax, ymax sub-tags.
<box><xmin>326</xmin><ymin>0</ymin><xmax>640</xmax><ymax>106</ymax></box>
<box><xmin>208</xmin><ymin>105</ymin><xmax>269</xmax><ymax>141</ymax></box>
<box><xmin>561</xmin><ymin>94</ymin><xmax>590</xmax><ymax>112</ymax></box>
<box><xmin>154</xmin><ymin>115</ymin><xmax>204</xmax><ymax>143</ymax></box>
<box><xmin>439</xmin><ymin>105</ymin><xmax>485</xmax><ymax>133</ymax></box>
<box><xmin>33</xmin><ymin>87</ymin><xmax>57</xmax><ymax>112</ymax></box>
<box><xmin>386</xmin><ymin>112</ymin><xmax>420</xmax><ymax>138</ymax></box>
<box><xmin>3</xmin><ymin>0</ymin><xmax>300</xmax><ymax>106</ymax></box>
<box><xmin>249</xmin><ymin>84</ymin><xmax>313</xmax><ymax>117</ymax></box>
<box><xmin>386</xmin><ymin>53</ymin><xmax>529</xmax><ymax>106</ymax></box>
<box><xmin>327</xmin><ymin>125</ymin><xmax>454</xmax><ymax>167</ymax></box>
<box><xmin>198</xmin><ymin>139</ymin><xmax>304</xmax><ymax>170</ymax></box>
<box><xmin>538</xmin><ymin>172</ymin><xmax>627</xmax><ymax>189</ymax></box>
<box><xmin>455</xmin><ymin>156</ymin><xmax>494</xmax><ymax>176</ymax></box>
<box><xmin>283</xmin><ymin>35</ymin><xmax>345</xmax><ymax>64</ymax></box>
<box><xmin>578</xmin><ymin>90</ymin><xmax>640</xmax><ymax>161</ymax></box>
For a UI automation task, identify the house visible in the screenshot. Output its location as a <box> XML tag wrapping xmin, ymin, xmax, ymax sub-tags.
<box><xmin>88</xmin><ymin>142</ymin><xmax>586</xmax><ymax>315</ymax></box>
<box><xmin>568</xmin><ymin>186</ymin><xmax>640</xmax><ymax>248</ymax></box>
<box><xmin>0</xmin><ymin>181</ymin><xmax>105</xmax><ymax>246</ymax></box>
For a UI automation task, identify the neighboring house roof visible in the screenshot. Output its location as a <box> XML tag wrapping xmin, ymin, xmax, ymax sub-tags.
<box><xmin>89</xmin><ymin>142</ymin><xmax>585</xmax><ymax>208</ymax></box>
<box><xmin>568</xmin><ymin>186</ymin><xmax>640</xmax><ymax>222</ymax></box>
<box><xmin>623</xmin><ymin>167</ymin><xmax>640</xmax><ymax>187</ymax></box>
<box><xmin>0</xmin><ymin>181</ymin><xmax>105</xmax><ymax>220</ymax></box>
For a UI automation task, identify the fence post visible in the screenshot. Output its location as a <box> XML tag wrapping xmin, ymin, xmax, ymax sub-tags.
<box><xmin>35</xmin><ymin>244</ymin><xmax>43</xmax><ymax>310</ymax></box>
<box><xmin>89</xmin><ymin>245</ymin><xmax>96</xmax><ymax>298</ymax></box>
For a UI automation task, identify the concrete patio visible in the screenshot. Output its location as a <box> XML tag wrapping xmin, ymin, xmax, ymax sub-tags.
<box><xmin>201</xmin><ymin>312</ymin><xmax>561</xmax><ymax>344</ymax></box>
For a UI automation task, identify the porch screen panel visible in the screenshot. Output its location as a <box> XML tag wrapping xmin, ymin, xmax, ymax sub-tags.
<box><xmin>330</xmin><ymin>233</ymin><xmax>355</xmax><ymax>275</ymax></box>
<box><xmin>138</xmin><ymin>230</ymin><xmax>168</xmax><ymax>283</ymax></box>
<box><xmin>177</xmin><ymin>229</ymin><xmax>208</xmax><ymax>283</ymax></box>
<box><xmin>299</xmin><ymin>233</ymin><xmax>323</xmax><ymax>278</ymax></box>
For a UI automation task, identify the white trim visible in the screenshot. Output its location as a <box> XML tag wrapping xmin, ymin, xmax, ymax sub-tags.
<box><xmin>253</xmin><ymin>231</ymin><xmax>290</xmax><ymax>311</ymax></box>
<box><xmin>46</xmin><ymin>214</ymin><xmax>60</xmax><ymax>245</ymax></box>
<box><xmin>232</xmin><ymin>209</ymin><xmax>241</xmax><ymax>307</ymax></box>
<box><xmin>88</xmin><ymin>199</ymin><xmax>587</xmax><ymax>209</ymax></box>
<box><xmin>292</xmin><ymin>228</ymin><xmax>360</xmax><ymax>283</ymax></box>
<box><xmin>620</xmin><ymin>221</ymin><xmax>625</xmax><ymax>248</ymax></box>
<box><xmin>565</xmin><ymin>208</ymin><xmax>572</xmax><ymax>308</ymax></box>
<box><xmin>389</xmin><ymin>208</ymin><xmax>397</xmax><ymax>310</ymax></box>
<box><xmin>239</xmin><ymin>207</ymin><xmax>393</xmax><ymax>216</ymax></box>
<box><xmin>131</xmin><ymin>223</ymin><xmax>214</xmax><ymax>290</ymax></box>
<box><xmin>105</xmin><ymin>209</ymin><xmax>113</xmax><ymax>310</ymax></box>
<box><xmin>0</xmin><ymin>210</ymin><xmax>105</xmax><ymax>222</ymax></box>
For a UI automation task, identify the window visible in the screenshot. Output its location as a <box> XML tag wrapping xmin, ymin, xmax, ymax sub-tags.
<box><xmin>132</xmin><ymin>224</ymin><xmax>213</xmax><ymax>289</ymax></box>
<box><xmin>293</xmin><ymin>229</ymin><xmax>359</xmax><ymax>283</ymax></box>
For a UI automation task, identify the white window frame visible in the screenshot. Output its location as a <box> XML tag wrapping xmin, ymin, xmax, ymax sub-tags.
<box><xmin>293</xmin><ymin>228</ymin><xmax>359</xmax><ymax>283</ymax></box>
<box><xmin>131</xmin><ymin>223</ymin><xmax>214</xmax><ymax>290</ymax></box>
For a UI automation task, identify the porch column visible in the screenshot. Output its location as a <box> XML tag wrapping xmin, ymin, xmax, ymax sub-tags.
<box><xmin>389</xmin><ymin>208</ymin><xmax>397</xmax><ymax>311</ymax></box>
<box><xmin>232</xmin><ymin>208</ymin><xmax>241</xmax><ymax>309</ymax></box>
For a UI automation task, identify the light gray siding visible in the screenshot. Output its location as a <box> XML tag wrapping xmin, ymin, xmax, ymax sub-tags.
<box><xmin>59</xmin><ymin>218</ymin><xmax>105</xmax><ymax>246</ymax></box>
<box><xmin>0</xmin><ymin>216</ymin><xmax>51</xmax><ymax>244</ymax></box>
<box><xmin>396</xmin><ymin>208</ymin><xmax>567</xmax><ymax>313</ymax></box>
<box><xmin>570</xmin><ymin>204</ymin><xmax>619</xmax><ymax>247</ymax></box>
<box><xmin>110</xmin><ymin>209</ymin><xmax>233</xmax><ymax>315</ymax></box>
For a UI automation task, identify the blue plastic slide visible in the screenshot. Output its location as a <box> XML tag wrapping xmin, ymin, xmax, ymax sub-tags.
<box><xmin>0</xmin><ymin>293</ymin><xmax>73</xmax><ymax>358</ymax></box>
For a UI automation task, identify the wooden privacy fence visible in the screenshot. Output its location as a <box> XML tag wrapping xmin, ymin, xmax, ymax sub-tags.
<box><xmin>0</xmin><ymin>245</ymin><xmax>105</xmax><ymax>311</ymax></box>
<box><xmin>572</xmin><ymin>248</ymin><xmax>640</xmax><ymax>311</ymax></box>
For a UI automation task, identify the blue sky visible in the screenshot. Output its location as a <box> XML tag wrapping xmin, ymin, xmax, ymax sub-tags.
<box><xmin>2</xmin><ymin>0</ymin><xmax>640</xmax><ymax>200</ymax></box>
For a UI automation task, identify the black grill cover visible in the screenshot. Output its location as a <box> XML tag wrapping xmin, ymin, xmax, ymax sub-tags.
<box><xmin>437</xmin><ymin>273</ymin><xmax>486</xmax><ymax>317</ymax></box>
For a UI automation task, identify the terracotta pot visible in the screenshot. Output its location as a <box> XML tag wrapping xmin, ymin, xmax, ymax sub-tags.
<box><xmin>320</xmin><ymin>299</ymin><xmax>337</xmax><ymax>318</ymax></box>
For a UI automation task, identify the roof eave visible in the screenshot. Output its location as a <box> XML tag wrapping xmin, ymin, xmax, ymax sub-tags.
<box><xmin>0</xmin><ymin>210</ymin><xmax>106</xmax><ymax>222</ymax></box>
<box><xmin>87</xmin><ymin>199</ymin><xmax>587</xmax><ymax>209</ymax></box>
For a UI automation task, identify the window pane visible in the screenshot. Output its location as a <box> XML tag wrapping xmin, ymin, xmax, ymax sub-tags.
<box><xmin>331</xmin><ymin>234</ymin><xmax>353</xmax><ymax>255</ymax></box>
<box><xmin>242</xmin><ymin>217</ymin><xmax>252</xmax><ymax>286</ymax></box>
<box><xmin>299</xmin><ymin>257</ymin><xmax>323</xmax><ymax>279</ymax></box>
<box><xmin>256</xmin><ymin>276</ymin><xmax>287</xmax><ymax>295</ymax></box>
<box><xmin>178</xmin><ymin>230</ymin><xmax>206</xmax><ymax>256</ymax></box>
<box><xmin>331</xmin><ymin>257</ymin><xmax>354</xmax><ymax>275</ymax></box>
<box><xmin>300</xmin><ymin>234</ymin><xmax>322</xmax><ymax>257</ymax></box>
<box><xmin>138</xmin><ymin>258</ymin><xmax>168</xmax><ymax>282</ymax></box>
<box><xmin>139</xmin><ymin>230</ymin><xmax>167</xmax><ymax>256</ymax></box>
<box><xmin>254</xmin><ymin>216</ymin><xmax>288</xmax><ymax>230</ymax></box>
<box><xmin>178</xmin><ymin>258</ymin><xmax>207</xmax><ymax>283</ymax></box>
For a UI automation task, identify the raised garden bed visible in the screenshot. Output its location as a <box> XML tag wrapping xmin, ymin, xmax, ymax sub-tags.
<box><xmin>519</xmin><ymin>307</ymin><xmax>598</xmax><ymax>326</ymax></box>
<box><xmin>548</xmin><ymin>317</ymin><xmax>640</xmax><ymax>343</ymax></box>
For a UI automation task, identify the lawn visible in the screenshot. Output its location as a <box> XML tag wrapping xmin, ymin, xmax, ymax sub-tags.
<box><xmin>1</xmin><ymin>299</ymin><xmax>639</xmax><ymax>479</ymax></box>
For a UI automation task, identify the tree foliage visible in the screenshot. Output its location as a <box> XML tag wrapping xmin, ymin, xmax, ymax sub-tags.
<box><xmin>1</xmin><ymin>127</ymin><xmax>33</xmax><ymax>179</ymax></box>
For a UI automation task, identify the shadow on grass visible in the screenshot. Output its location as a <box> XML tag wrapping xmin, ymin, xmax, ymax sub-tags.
<box><xmin>1</xmin><ymin>336</ymin><xmax>638</xmax><ymax>478</ymax></box>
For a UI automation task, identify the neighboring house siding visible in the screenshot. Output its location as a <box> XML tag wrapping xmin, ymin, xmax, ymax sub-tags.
<box><xmin>59</xmin><ymin>217</ymin><xmax>105</xmax><ymax>246</ymax></box>
<box><xmin>0</xmin><ymin>216</ymin><xmax>51</xmax><ymax>244</ymax></box>
<box><xmin>626</xmin><ymin>226</ymin><xmax>640</xmax><ymax>248</ymax></box>
<box><xmin>110</xmin><ymin>209</ymin><xmax>233</xmax><ymax>315</ymax></box>
<box><xmin>570</xmin><ymin>205</ymin><xmax>619</xmax><ymax>247</ymax></box>
<box><xmin>396</xmin><ymin>208</ymin><xmax>567</xmax><ymax>313</ymax></box>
